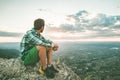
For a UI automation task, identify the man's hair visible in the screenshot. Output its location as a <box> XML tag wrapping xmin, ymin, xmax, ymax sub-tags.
<box><xmin>34</xmin><ymin>18</ymin><xmax>45</xmax><ymax>30</ymax></box>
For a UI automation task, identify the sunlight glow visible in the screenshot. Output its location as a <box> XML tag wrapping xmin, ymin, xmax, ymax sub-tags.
<box><xmin>50</xmin><ymin>33</ymin><xmax>63</xmax><ymax>39</ymax></box>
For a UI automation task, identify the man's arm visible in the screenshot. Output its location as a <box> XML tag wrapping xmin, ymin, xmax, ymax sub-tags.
<box><xmin>40</xmin><ymin>35</ymin><xmax>55</xmax><ymax>47</ymax></box>
<box><xmin>41</xmin><ymin>35</ymin><xmax>53</xmax><ymax>43</ymax></box>
<box><xmin>40</xmin><ymin>35</ymin><xmax>59</xmax><ymax>51</ymax></box>
<box><xmin>27</xmin><ymin>31</ymin><xmax>53</xmax><ymax>47</ymax></box>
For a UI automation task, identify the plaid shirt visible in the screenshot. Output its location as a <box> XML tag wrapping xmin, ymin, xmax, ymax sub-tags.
<box><xmin>20</xmin><ymin>28</ymin><xmax>53</xmax><ymax>59</ymax></box>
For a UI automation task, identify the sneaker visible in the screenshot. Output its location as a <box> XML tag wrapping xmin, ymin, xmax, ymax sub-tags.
<box><xmin>48</xmin><ymin>65</ymin><xmax>59</xmax><ymax>73</ymax></box>
<box><xmin>39</xmin><ymin>67</ymin><xmax>55</xmax><ymax>78</ymax></box>
<box><xmin>39</xmin><ymin>67</ymin><xmax>45</xmax><ymax>75</ymax></box>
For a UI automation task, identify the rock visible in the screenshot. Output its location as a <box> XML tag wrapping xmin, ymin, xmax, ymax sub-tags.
<box><xmin>0</xmin><ymin>58</ymin><xmax>81</xmax><ymax>80</ymax></box>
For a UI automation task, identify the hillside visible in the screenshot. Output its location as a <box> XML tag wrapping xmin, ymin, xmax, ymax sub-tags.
<box><xmin>0</xmin><ymin>58</ymin><xmax>81</xmax><ymax>80</ymax></box>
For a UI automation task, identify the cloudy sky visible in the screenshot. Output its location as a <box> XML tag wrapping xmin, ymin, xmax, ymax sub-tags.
<box><xmin>0</xmin><ymin>0</ymin><xmax>120</xmax><ymax>42</ymax></box>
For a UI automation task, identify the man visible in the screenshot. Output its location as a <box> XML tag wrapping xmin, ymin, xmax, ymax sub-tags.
<box><xmin>20</xmin><ymin>18</ymin><xmax>59</xmax><ymax>78</ymax></box>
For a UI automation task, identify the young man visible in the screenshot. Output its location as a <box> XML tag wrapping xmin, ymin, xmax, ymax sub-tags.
<box><xmin>20</xmin><ymin>18</ymin><xmax>59</xmax><ymax>78</ymax></box>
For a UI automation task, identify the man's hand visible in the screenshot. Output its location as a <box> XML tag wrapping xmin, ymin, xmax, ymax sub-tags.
<box><xmin>52</xmin><ymin>43</ymin><xmax>59</xmax><ymax>51</ymax></box>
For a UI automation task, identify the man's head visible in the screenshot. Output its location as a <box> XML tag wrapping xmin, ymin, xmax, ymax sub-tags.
<box><xmin>34</xmin><ymin>18</ymin><xmax>45</xmax><ymax>32</ymax></box>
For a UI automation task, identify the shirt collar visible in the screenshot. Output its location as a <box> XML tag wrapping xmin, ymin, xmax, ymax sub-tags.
<box><xmin>32</xmin><ymin>28</ymin><xmax>40</xmax><ymax>36</ymax></box>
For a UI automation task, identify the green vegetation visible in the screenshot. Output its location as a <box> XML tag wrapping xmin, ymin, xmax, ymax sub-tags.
<box><xmin>55</xmin><ymin>42</ymin><xmax>120</xmax><ymax>80</ymax></box>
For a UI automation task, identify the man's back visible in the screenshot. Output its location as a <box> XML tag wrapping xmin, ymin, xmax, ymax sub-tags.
<box><xmin>20</xmin><ymin>28</ymin><xmax>53</xmax><ymax>60</ymax></box>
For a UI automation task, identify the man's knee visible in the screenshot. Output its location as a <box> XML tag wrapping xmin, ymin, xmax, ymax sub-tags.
<box><xmin>36</xmin><ymin>45</ymin><xmax>46</xmax><ymax>51</ymax></box>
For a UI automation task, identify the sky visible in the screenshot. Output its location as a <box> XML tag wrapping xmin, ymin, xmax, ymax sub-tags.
<box><xmin>0</xmin><ymin>0</ymin><xmax>120</xmax><ymax>42</ymax></box>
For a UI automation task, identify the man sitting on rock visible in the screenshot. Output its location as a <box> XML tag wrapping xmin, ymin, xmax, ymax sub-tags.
<box><xmin>20</xmin><ymin>18</ymin><xmax>59</xmax><ymax>78</ymax></box>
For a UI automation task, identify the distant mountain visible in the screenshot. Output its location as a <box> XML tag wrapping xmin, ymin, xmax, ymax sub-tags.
<box><xmin>0</xmin><ymin>42</ymin><xmax>20</xmax><ymax>58</ymax></box>
<box><xmin>0</xmin><ymin>49</ymin><xmax>20</xmax><ymax>58</ymax></box>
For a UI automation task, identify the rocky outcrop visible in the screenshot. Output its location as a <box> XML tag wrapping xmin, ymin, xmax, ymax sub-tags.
<box><xmin>0</xmin><ymin>58</ymin><xmax>81</xmax><ymax>80</ymax></box>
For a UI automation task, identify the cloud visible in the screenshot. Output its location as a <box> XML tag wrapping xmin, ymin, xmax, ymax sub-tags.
<box><xmin>0</xmin><ymin>31</ymin><xmax>23</xmax><ymax>37</ymax></box>
<box><xmin>46</xmin><ymin>10</ymin><xmax>120</xmax><ymax>40</ymax></box>
<box><xmin>89</xmin><ymin>14</ymin><xmax>117</xmax><ymax>27</ymax></box>
<box><xmin>76</xmin><ymin>10</ymin><xmax>89</xmax><ymax>17</ymax></box>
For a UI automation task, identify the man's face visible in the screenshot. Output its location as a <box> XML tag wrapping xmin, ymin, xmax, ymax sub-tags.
<box><xmin>40</xmin><ymin>26</ymin><xmax>44</xmax><ymax>33</ymax></box>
